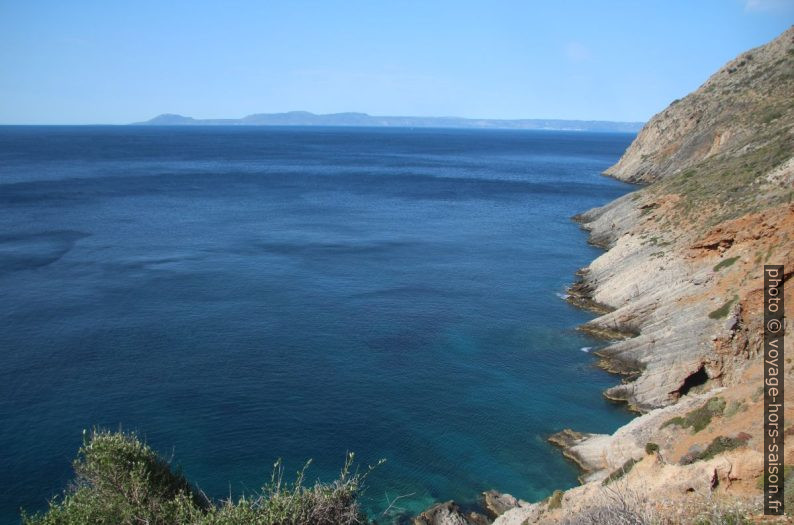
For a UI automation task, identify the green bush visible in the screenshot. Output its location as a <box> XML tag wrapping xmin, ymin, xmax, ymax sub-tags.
<box><xmin>724</xmin><ymin>400</ymin><xmax>745</xmax><ymax>418</ymax></box>
<box><xmin>22</xmin><ymin>430</ymin><xmax>376</xmax><ymax>525</ymax></box>
<box><xmin>645</xmin><ymin>442</ymin><xmax>659</xmax><ymax>455</ymax></box>
<box><xmin>681</xmin><ymin>435</ymin><xmax>749</xmax><ymax>466</ymax></box>
<box><xmin>698</xmin><ymin>436</ymin><xmax>746</xmax><ymax>461</ymax></box>
<box><xmin>709</xmin><ymin>296</ymin><xmax>738</xmax><ymax>319</ymax></box>
<box><xmin>713</xmin><ymin>256</ymin><xmax>740</xmax><ymax>272</ymax></box>
<box><xmin>662</xmin><ymin>397</ymin><xmax>726</xmax><ymax>433</ymax></box>
<box><xmin>547</xmin><ymin>490</ymin><xmax>564</xmax><ymax>510</ymax></box>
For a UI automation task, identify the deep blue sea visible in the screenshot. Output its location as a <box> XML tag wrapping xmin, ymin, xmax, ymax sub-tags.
<box><xmin>0</xmin><ymin>126</ymin><xmax>635</xmax><ymax>523</ymax></box>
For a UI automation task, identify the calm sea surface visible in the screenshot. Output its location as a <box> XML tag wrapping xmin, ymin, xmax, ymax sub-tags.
<box><xmin>0</xmin><ymin>126</ymin><xmax>635</xmax><ymax>522</ymax></box>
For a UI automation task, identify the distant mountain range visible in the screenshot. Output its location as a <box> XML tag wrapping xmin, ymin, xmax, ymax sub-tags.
<box><xmin>133</xmin><ymin>111</ymin><xmax>644</xmax><ymax>132</ymax></box>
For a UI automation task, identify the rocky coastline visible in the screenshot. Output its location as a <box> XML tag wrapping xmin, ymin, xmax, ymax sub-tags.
<box><xmin>413</xmin><ymin>27</ymin><xmax>793</xmax><ymax>524</ymax></box>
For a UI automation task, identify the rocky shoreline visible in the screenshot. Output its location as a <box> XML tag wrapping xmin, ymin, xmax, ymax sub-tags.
<box><xmin>412</xmin><ymin>27</ymin><xmax>793</xmax><ymax>524</ymax></box>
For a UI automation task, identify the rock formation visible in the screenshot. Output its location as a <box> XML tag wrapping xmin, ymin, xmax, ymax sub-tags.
<box><xmin>418</xmin><ymin>26</ymin><xmax>794</xmax><ymax>524</ymax></box>
<box><xmin>508</xmin><ymin>25</ymin><xmax>794</xmax><ymax>524</ymax></box>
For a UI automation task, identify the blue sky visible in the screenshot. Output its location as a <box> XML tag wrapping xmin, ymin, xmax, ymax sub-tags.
<box><xmin>0</xmin><ymin>1</ymin><xmax>791</xmax><ymax>124</ymax></box>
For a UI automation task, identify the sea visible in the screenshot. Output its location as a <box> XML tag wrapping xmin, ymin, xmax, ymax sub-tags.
<box><xmin>0</xmin><ymin>126</ymin><xmax>635</xmax><ymax>522</ymax></box>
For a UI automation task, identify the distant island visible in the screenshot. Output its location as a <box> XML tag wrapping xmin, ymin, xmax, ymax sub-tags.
<box><xmin>133</xmin><ymin>111</ymin><xmax>645</xmax><ymax>132</ymax></box>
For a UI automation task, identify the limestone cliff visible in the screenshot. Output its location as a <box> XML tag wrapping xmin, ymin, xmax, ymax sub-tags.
<box><xmin>415</xmin><ymin>27</ymin><xmax>794</xmax><ymax>525</ymax></box>
<box><xmin>573</xmin><ymin>26</ymin><xmax>793</xmax><ymax>412</ymax></box>
<box><xmin>503</xmin><ymin>26</ymin><xmax>794</xmax><ymax>525</ymax></box>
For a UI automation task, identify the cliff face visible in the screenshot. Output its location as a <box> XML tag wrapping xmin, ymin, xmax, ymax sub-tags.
<box><xmin>497</xmin><ymin>26</ymin><xmax>794</xmax><ymax>524</ymax></box>
<box><xmin>416</xmin><ymin>28</ymin><xmax>794</xmax><ymax>525</ymax></box>
<box><xmin>574</xmin><ymin>27</ymin><xmax>794</xmax><ymax>412</ymax></box>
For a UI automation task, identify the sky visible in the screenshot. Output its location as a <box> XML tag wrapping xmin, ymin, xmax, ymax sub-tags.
<box><xmin>0</xmin><ymin>1</ymin><xmax>792</xmax><ymax>124</ymax></box>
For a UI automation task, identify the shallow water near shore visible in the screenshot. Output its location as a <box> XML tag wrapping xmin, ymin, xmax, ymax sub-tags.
<box><xmin>0</xmin><ymin>126</ymin><xmax>635</xmax><ymax>522</ymax></box>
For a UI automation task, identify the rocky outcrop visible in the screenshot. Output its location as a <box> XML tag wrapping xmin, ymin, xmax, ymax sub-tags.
<box><xmin>546</xmin><ymin>26</ymin><xmax>794</xmax><ymax>522</ymax></box>
<box><xmin>569</xmin><ymin>26</ymin><xmax>794</xmax><ymax>412</ymax></box>
<box><xmin>415</xmin><ymin>27</ymin><xmax>794</xmax><ymax>524</ymax></box>
<box><xmin>547</xmin><ymin>429</ymin><xmax>609</xmax><ymax>482</ymax></box>
<box><xmin>413</xmin><ymin>501</ymin><xmax>489</xmax><ymax>525</ymax></box>
<box><xmin>492</xmin><ymin>359</ymin><xmax>786</xmax><ymax>523</ymax></box>
<box><xmin>481</xmin><ymin>491</ymin><xmax>521</xmax><ymax>518</ymax></box>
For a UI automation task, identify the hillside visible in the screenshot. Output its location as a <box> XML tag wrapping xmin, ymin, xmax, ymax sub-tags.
<box><xmin>419</xmin><ymin>26</ymin><xmax>794</xmax><ymax>525</ymax></box>
<box><xmin>605</xmin><ymin>27</ymin><xmax>794</xmax><ymax>185</ymax></box>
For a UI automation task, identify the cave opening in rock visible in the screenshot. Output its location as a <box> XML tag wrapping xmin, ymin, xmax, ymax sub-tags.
<box><xmin>675</xmin><ymin>365</ymin><xmax>709</xmax><ymax>398</ymax></box>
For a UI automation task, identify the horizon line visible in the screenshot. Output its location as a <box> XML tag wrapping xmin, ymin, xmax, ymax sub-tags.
<box><xmin>0</xmin><ymin>110</ymin><xmax>646</xmax><ymax>127</ymax></box>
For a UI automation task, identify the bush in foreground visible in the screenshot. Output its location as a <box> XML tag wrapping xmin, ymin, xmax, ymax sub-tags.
<box><xmin>23</xmin><ymin>430</ymin><xmax>376</xmax><ymax>525</ymax></box>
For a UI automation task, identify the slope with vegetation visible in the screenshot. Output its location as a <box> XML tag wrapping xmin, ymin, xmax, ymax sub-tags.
<box><xmin>23</xmin><ymin>430</ymin><xmax>374</xmax><ymax>525</ymax></box>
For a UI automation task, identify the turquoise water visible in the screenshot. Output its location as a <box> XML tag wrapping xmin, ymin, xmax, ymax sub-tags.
<box><xmin>0</xmin><ymin>126</ymin><xmax>635</xmax><ymax>522</ymax></box>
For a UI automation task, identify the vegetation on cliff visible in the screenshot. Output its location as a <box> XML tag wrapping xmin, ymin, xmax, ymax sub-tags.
<box><xmin>23</xmin><ymin>430</ymin><xmax>373</xmax><ymax>525</ymax></box>
<box><xmin>611</xmin><ymin>27</ymin><xmax>794</xmax><ymax>233</ymax></box>
<box><xmin>605</xmin><ymin>26</ymin><xmax>794</xmax><ymax>188</ymax></box>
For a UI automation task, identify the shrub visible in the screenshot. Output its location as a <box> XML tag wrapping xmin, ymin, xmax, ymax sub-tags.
<box><xmin>724</xmin><ymin>400</ymin><xmax>745</xmax><ymax>418</ymax></box>
<box><xmin>22</xmin><ymin>430</ymin><xmax>376</xmax><ymax>525</ymax></box>
<box><xmin>645</xmin><ymin>443</ymin><xmax>659</xmax><ymax>455</ymax></box>
<box><xmin>548</xmin><ymin>490</ymin><xmax>564</xmax><ymax>510</ymax></box>
<box><xmin>681</xmin><ymin>436</ymin><xmax>748</xmax><ymax>466</ymax></box>
<box><xmin>662</xmin><ymin>397</ymin><xmax>726</xmax><ymax>433</ymax></box>
<box><xmin>713</xmin><ymin>256</ymin><xmax>740</xmax><ymax>272</ymax></box>
<box><xmin>709</xmin><ymin>296</ymin><xmax>738</xmax><ymax>319</ymax></box>
<box><xmin>698</xmin><ymin>436</ymin><xmax>746</xmax><ymax>461</ymax></box>
<box><xmin>663</xmin><ymin>416</ymin><xmax>686</xmax><ymax>429</ymax></box>
<box><xmin>22</xmin><ymin>429</ymin><xmax>207</xmax><ymax>525</ymax></box>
